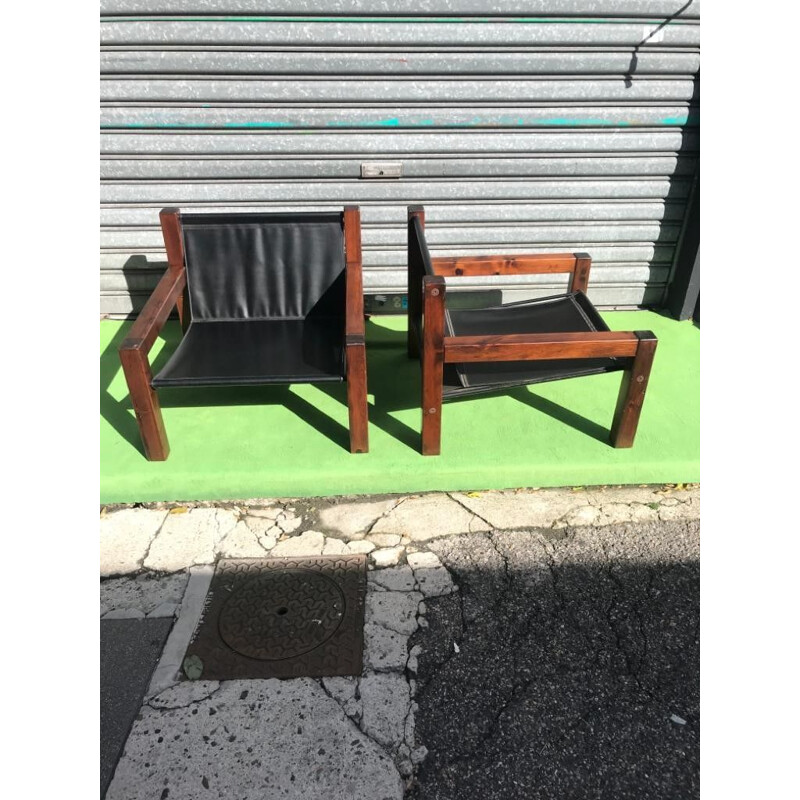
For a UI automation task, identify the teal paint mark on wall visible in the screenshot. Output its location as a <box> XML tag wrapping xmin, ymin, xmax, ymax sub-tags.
<box><xmin>326</xmin><ymin>118</ymin><xmax>401</xmax><ymax>127</ymax></box>
<box><xmin>102</xmin><ymin>111</ymin><xmax>699</xmax><ymax>131</ymax></box>
<box><xmin>661</xmin><ymin>115</ymin><xmax>691</xmax><ymax>125</ymax></box>
<box><xmin>535</xmin><ymin>117</ymin><xmax>630</xmax><ymax>127</ymax></box>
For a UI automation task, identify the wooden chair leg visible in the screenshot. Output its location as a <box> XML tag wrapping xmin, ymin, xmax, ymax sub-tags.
<box><xmin>421</xmin><ymin>277</ymin><xmax>446</xmax><ymax>455</ymax></box>
<box><xmin>119</xmin><ymin>347</ymin><xmax>170</xmax><ymax>461</ymax></box>
<box><xmin>610</xmin><ymin>331</ymin><xmax>658</xmax><ymax>448</ymax></box>
<box><xmin>346</xmin><ymin>340</ymin><xmax>369</xmax><ymax>453</ymax></box>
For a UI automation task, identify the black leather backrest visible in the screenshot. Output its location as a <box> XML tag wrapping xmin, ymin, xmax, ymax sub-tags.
<box><xmin>180</xmin><ymin>212</ymin><xmax>345</xmax><ymax>320</ymax></box>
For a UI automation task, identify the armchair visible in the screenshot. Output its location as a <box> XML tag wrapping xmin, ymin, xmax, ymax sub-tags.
<box><xmin>119</xmin><ymin>207</ymin><xmax>369</xmax><ymax>460</ymax></box>
<box><xmin>406</xmin><ymin>205</ymin><xmax>657</xmax><ymax>455</ymax></box>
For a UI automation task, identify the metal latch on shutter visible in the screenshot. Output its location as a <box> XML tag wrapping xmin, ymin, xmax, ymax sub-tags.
<box><xmin>361</xmin><ymin>162</ymin><xmax>403</xmax><ymax>179</ymax></box>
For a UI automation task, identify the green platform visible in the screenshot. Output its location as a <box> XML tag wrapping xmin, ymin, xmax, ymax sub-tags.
<box><xmin>100</xmin><ymin>312</ymin><xmax>699</xmax><ymax>504</ymax></box>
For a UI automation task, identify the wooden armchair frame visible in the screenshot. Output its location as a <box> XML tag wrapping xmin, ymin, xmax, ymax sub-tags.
<box><xmin>406</xmin><ymin>205</ymin><xmax>657</xmax><ymax>456</ymax></box>
<box><xmin>119</xmin><ymin>206</ymin><xmax>368</xmax><ymax>461</ymax></box>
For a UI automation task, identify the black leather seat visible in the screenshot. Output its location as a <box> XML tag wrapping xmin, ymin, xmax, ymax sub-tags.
<box><xmin>153</xmin><ymin>318</ymin><xmax>345</xmax><ymax>387</ymax></box>
<box><xmin>442</xmin><ymin>292</ymin><xmax>624</xmax><ymax>398</ymax></box>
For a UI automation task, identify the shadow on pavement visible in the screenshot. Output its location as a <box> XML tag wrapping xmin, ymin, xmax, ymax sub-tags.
<box><xmin>409</xmin><ymin>524</ymin><xmax>699</xmax><ymax>800</ymax></box>
<box><xmin>101</xmin><ymin>618</ymin><xmax>174</xmax><ymax>798</ymax></box>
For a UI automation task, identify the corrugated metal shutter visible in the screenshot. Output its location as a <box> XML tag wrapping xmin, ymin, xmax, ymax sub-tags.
<box><xmin>100</xmin><ymin>1</ymin><xmax>700</xmax><ymax>316</ymax></box>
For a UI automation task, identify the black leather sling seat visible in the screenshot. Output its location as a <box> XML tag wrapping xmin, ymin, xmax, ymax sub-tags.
<box><xmin>152</xmin><ymin>212</ymin><xmax>346</xmax><ymax>389</ymax></box>
<box><xmin>442</xmin><ymin>291</ymin><xmax>625</xmax><ymax>399</ymax></box>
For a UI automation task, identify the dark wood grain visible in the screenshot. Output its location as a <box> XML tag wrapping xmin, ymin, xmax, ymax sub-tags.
<box><xmin>344</xmin><ymin>206</ymin><xmax>365</xmax><ymax>339</ymax></box>
<box><xmin>120</xmin><ymin>268</ymin><xmax>186</xmax><ymax>355</ymax></box>
<box><xmin>610</xmin><ymin>332</ymin><xmax>658</xmax><ymax>448</ymax></box>
<box><xmin>444</xmin><ymin>331</ymin><xmax>639</xmax><ymax>362</ymax></box>
<box><xmin>159</xmin><ymin>208</ymin><xmax>190</xmax><ymax>331</ymax></box>
<box><xmin>343</xmin><ymin>206</ymin><xmax>369</xmax><ymax>452</ymax></box>
<box><xmin>346</xmin><ymin>337</ymin><xmax>369</xmax><ymax>454</ymax></box>
<box><xmin>569</xmin><ymin>252</ymin><xmax>592</xmax><ymax>294</ymax></box>
<box><xmin>407</xmin><ymin>206</ymin><xmax>426</xmax><ymax>358</ymax></box>
<box><xmin>118</xmin><ymin>266</ymin><xmax>185</xmax><ymax>461</ymax></box>
<box><xmin>421</xmin><ymin>276</ymin><xmax>446</xmax><ymax>455</ymax></box>
<box><xmin>119</xmin><ymin>347</ymin><xmax>170</xmax><ymax>461</ymax></box>
<box><xmin>431</xmin><ymin>253</ymin><xmax>577</xmax><ymax>277</ymax></box>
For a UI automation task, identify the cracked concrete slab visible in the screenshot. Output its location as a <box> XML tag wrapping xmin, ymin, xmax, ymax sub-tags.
<box><xmin>368</xmin><ymin>533</ymin><xmax>402</xmax><ymax>548</ymax></box>
<box><xmin>100</xmin><ymin>508</ymin><xmax>167</xmax><ymax>576</ymax></box>
<box><xmin>452</xmin><ymin>488</ymin><xmax>592</xmax><ymax>530</ymax></box>
<box><xmin>243</xmin><ymin>505</ymin><xmax>282</xmax><ymax>520</ymax></box>
<box><xmin>318</xmin><ymin>497</ymin><xmax>399</xmax><ymax>540</ymax></box>
<box><xmin>372</xmin><ymin>494</ymin><xmax>491</xmax><ymax>541</ymax></box>
<box><xmin>218</xmin><ymin>520</ymin><xmax>273</xmax><ymax>559</ymax></box>
<box><xmin>100</xmin><ymin>487</ymin><xmax>699</xmax><ymax>577</ymax></box>
<box><xmin>145</xmin><ymin>509</ymin><xmax>237</xmax><ymax>572</ymax></box>
<box><xmin>372</xmin><ymin>546</ymin><xmax>405</xmax><ymax>567</ymax></box>
<box><xmin>364</xmin><ymin>622</ymin><xmax>410</xmax><ymax>672</ymax></box>
<box><xmin>406</xmin><ymin>552</ymin><xmax>442</xmax><ymax>570</ymax></box>
<box><xmin>452</xmin><ymin>486</ymin><xmax>699</xmax><ymax>531</ymax></box>
<box><xmin>366</xmin><ymin>590</ymin><xmax>423</xmax><ymax>636</ymax></box>
<box><xmin>107</xmin><ymin>679</ymin><xmax>404</xmax><ymax>800</ymax></box>
<box><xmin>271</xmin><ymin>529</ymin><xmax>325</xmax><ymax>557</ymax></box>
<box><xmin>369</xmin><ymin>566</ymin><xmax>416</xmax><ymax>592</ymax></box>
<box><xmin>321</xmin><ymin>677</ymin><xmax>361</xmax><ymax>720</ymax></box>
<box><xmin>346</xmin><ymin>540</ymin><xmax>376</xmax><ymax>555</ymax></box>
<box><xmin>412</xmin><ymin>567</ymin><xmax>456</xmax><ymax>598</ymax></box>
<box><xmin>359</xmin><ymin>673</ymin><xmax>412</xmax><ymax>751</ymax></box>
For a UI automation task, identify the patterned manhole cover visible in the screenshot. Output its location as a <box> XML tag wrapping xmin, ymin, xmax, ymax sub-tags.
<box><xmin>182</xmin><ymin>555</ymin><xmax>366</xmax><ymax>680</ymax></box>
<box><xmin>218</xmin><ymin>569</ymin><xmax>345</xmax><ymax>660</ymax></box>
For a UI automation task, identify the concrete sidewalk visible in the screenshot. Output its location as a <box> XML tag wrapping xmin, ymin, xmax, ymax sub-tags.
<box><xmin>100</xmin><ymin>485</ymin><xmax>699</xmax><ymax>799</ymax></box>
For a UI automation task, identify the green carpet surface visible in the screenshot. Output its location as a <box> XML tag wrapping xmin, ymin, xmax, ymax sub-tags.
<box><xmin>101</xmin><ymin>312</ymin><xmax>699</xmax><ymax>503</ymax></box>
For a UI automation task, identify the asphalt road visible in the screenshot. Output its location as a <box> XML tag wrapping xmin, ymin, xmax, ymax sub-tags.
<box><xmin>409</xmin><ymin>521</ymin><xmax>700</xmax><ymax>800</ymax></box>
<box><xmin>100</xmin><ymin>618</ymin><xmax>174</xmax><ymax>798</ymax></box>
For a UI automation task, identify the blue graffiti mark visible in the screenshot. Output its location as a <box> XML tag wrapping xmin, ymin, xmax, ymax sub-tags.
<box><xmin>326</xmin><ymin>118</ymin><xmax>401</xmax><ymax>127</ymax></box>
<box><xmin>103</xmin><ymin>111</ymin><xmax>698</xmax><ymax>130</ymax></box>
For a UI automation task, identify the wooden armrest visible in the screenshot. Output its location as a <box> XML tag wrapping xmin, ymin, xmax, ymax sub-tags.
<box><xmin>431</xmin><ymin>252</ymin><xmax>591</xmax><ymax>292</ymax></box>
<box><xmin>344</xmin><ymin>206</ymin><xmax>365</xmax><ymax>340</ymax></box>
<box><xmin>431</xmin><ymin>254</ymin><xmax>575</xmax><ymax>277</ymax></box>
<box><xmin>119</xmin><ymin>267</ymin><xmax>186</xmax><ymax>355</ymax></box>
<box><xmin>443</xmin><ymin>331</ymin><xmax>640</xmax><ymax>362</ymax></box>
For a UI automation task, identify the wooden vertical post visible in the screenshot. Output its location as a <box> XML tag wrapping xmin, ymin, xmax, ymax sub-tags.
<box><xmin>421</xmin><ymin>275</ymin><xmax>446</xmax><ymax>455</ymax></box>
<box><xmin>159</xmin><ymin>208</ymin><xmax>190</xmax><ymax>333</ymax></box>
<box><xmin>407</xmin><ymin>206</ymin><xmax>426</xmax><ymax>359</ymax></box>
<box><xmin>119</xmin><ymin>347</ymin><xmax>170</xmax><ymax>461</ymax></box>
<box><xmin>610</xmin><ymin>331</ymin><xmax>658</xmax><ymax>448</ymax></box>
<box><xmin>345</xmin><ymin>338</ymin><xmax>369</xmax><ymax>454</ymax></box>
<box><xmin>569</xmin><ymin>252</ymin><xmax>592</xmax><ymax>294</ymax></box>
<box><xmin>344</xmin><ymin>205</ymin><xmax>369</xmax><ymax>453</ymax></box>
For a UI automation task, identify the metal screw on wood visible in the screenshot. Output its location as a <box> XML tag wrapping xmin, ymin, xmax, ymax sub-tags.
<box><xmin>428</xmin><ymin>407</ymin><xmax>437</xmax><ymax>414</ymax></box>
<box><xmin>431</xmin><ymin>288</ymin><xmax>440</xmax><ymax>296</ymax></box>
<box><xmin>636</xmin><ymin>375</ymin><xmax>645</xmax><ymax>383</ymax></box>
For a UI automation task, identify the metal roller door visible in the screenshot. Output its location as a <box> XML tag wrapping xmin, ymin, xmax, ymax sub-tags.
<box><xmin>100</xmin><ymin>1</ymin><xmax>700</xmax><ymax>316</ymax></box>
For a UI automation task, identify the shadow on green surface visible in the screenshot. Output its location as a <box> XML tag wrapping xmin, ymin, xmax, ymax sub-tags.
<box><xmin>101</xmin><ymin>322</ymin><xmax>353</xmax><ymax>455</ymax></box>
<box><xmin>103</xmin><ymin>317</ymin><xmax>624</xmax><ymax>459</ymax></box>
<box><xmin>359</xmin><ymin>319</ymin><xmax>616</xmax><ymax>448</ymax></box>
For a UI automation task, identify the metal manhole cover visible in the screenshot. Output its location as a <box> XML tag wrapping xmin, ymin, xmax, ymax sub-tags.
<box><xmin>218</xmin><ymin>569</ymin><xmax>345</xmax><ymax>660</ymax></box>
<box><xmin>182</xmin><ymin>555</ymin><xmax>366</xmax><ymax>680</ymax></box>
